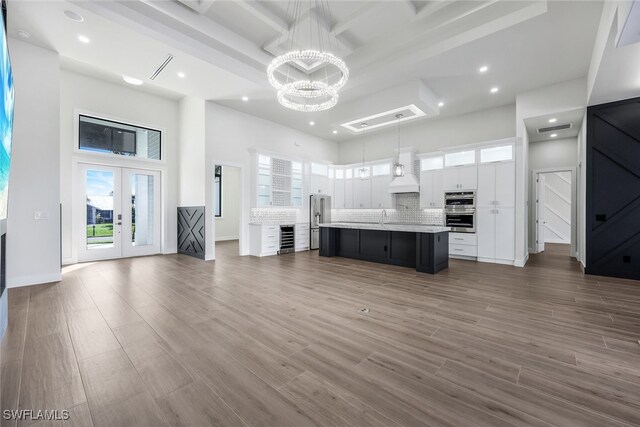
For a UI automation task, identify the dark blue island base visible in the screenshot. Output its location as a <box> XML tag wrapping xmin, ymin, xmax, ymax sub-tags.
<box><xmin>320</xmin><ymin>227</ymin><xmax>449</xmax><ymax>274</ymax></box>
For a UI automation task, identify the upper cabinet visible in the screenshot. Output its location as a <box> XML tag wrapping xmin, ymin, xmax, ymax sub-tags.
<box><xmin>420</xmin><ymin>156</ymin><xmax>444</xmax><ymax>208</ymax></box>
<box><xmin>353</xmin><ymin>167</ymin><xmax>372</xmax><ymax>208</ymax></box>
<box><xmin>371</xmin><ymin>162</ymin><xmax>393</xmax><ymax>209</ymax></box>
<box><xmin>442</xmin><ymin>165</ymin><xmax>477</xmax><ymax>191</ymax></box>
<box><xmin>310</xmin><ymin>162</ymin><xmax>332</xmax><ymax>197</ymax></box>
<box><xmin>442</xmin><ymin>150</ymin><xmax>477</xmax><ymax>191</ymax></box>
<box><xmin>256</xmin><ymin>154</ymin><xmax>272</xmax><ymax>207</ymax></box>
<box><xmin>477</xmin><ymin>145</ymin><xmax>515</xmax><ymax>208</ymax></box>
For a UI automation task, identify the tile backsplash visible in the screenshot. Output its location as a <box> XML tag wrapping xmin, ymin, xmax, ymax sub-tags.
<box><xmin>250</xmin><ymin>194</ymin><xmax>443</xmax><ymax>225</ymax></box>
<box><xmin>332</xmin><ymin>193</ymin><xmax>444</xmax><ymax>225</ymax></box>
<box><xmin>250</xmin><ymin>208</ymin><xmax>297</xmax><ymax>224</ymax></box>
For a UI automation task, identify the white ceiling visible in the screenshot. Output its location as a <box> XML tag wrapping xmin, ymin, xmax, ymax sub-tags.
<box><xmin>524</xmin><ymin>108</ymin><xmax>585</xmax><ymax>143</ymax></box>
<box><xmin>8</xmin><ymin>0</ymin><xmax>604</xmax><ymax>142</ymax></box>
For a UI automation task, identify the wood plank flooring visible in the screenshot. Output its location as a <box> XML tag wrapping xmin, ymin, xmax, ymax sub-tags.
<box><xmin>2</xmin><ymin>242</ymin><xmax>640</xmax><ymax>426</ymax></box>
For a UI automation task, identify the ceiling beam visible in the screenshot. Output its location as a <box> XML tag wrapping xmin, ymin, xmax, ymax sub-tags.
<box><xmin>330</xmin><ymin>2</ymin><xmax>384</xmax><ymax>36</ymax></box>
<box><xmin>233</xmin><ymin>1</ymin><xmax>289</xmax><ymax>32</ymax></box>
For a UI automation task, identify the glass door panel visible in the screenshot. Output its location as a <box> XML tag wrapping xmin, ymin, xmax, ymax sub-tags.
<box><xmin>122</xmin><ymin>168</ymin><xmax>161</xmax><ymax>257</ymax></box>
<box><xmin>78</xmin><ymin>164</ymin><xmax>122</xmax><ymax>261</ymax></box>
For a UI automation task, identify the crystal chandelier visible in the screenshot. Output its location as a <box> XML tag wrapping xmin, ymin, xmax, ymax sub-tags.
<box><xmin>393</xmin><ymin>114</ymin><xmax>405</xmax><ymax>177</ymax></box>
<box><xmin>267</xmin><ymin>0</ymin><xmax>349</xmax><ymax>112</ymax></box>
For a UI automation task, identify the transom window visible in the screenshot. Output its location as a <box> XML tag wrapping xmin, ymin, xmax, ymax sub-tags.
<box><xmin>79</xmin><ymin>115</ymin><xmax>161</xmax><ymax>160</ymax></box>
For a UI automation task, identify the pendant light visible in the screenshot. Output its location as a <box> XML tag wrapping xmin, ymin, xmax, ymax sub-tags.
<box><xmin>358</xmin><ymin>126</ymin><xmax>369</xmax><ymax>180</ymax></box>
<box><xmin>393</xmin><ymin>113</ymin><xmax>405</xmax><ymax>177</ymax></box>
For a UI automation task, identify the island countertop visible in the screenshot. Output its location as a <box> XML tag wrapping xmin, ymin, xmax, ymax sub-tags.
<box><xmin>320</xmin><ymin>222</ymin><xmax>449</xmax><ymax>233</ymax></box>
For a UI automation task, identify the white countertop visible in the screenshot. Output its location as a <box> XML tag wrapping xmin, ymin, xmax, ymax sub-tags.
<box><xmin>320</xmin><ymin>222</ymin><xmax>450</xmax><ymax>233</ymax></box>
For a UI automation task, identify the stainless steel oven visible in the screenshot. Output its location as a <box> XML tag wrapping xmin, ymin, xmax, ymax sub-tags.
<box><xmin>445</xmin><ymin>191</ymin><xmax>476</xmax><ymax>233</ymax></box>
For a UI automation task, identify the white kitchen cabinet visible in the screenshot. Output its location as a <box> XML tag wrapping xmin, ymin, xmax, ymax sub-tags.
<box><xmin>477</xmin><ymin>207</ymin><xmax>515</xmax><ymax>263</ymax></box>
<box><xmin>476</xmin><ymin>159</ymin><xmax>515</xmax><ymax>263</ymax></box>
<box><xmin>478</xmin><ymin>162</ymin><xmax>515</xmax><ymax>208</ymax></box>
<box><xmin>495</xmin><ymin>161</ymin><xmax>515</xmax><ymax>207</ymax></box>
<box><xmin>249</xmin><ymin>224</ymin><xmax>279</xmax><ymax>257</ymax></box>
<box><xmin>371</xmin><ymin>174</ymin><xmax>392</xmax><ymax>208</ymax></box>
<box><xmin>310</xmin><ymin>174</ymin><xmax>331</xmax><ymax>196</ymax></box>
<box><xmin>442</xmin><ymin>165</ymin><xmax>477</xmax><ymax>191</ymax></box>
<box><xmin>295</xmin><ymin>223</ymin><xmax>310</xmax><ymax>251</ymax></box>
<box><xmin>333</xmin><ymin>178</ymin><xmax>345</xmax><ymax>209</ymax></box>
<box><xmin>449</xmin><ymin>232</ymin><xmax>478</xmax><ymax>258</ymax></box>
<box><xmin>344</xmin><ymin>177</ymin><xmax>354</xmax><ymax>208</ymax></box>
<box><xmin>495</xmin><ymin>207</ymin><xmax>515</xmax><ymax>261</ymax></box>
<box><xmin>420</xmin><ymin>169</ymin><xmax>443</xmax><ymax>208</ymax></box>
<box><xmin>353</xmin><ymin>176</ymin><xmax>372</xmax><ymax>208</ymax></box>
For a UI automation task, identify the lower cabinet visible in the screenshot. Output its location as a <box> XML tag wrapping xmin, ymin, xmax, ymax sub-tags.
<box><xmin>249</xmin><ymin>224</ymin><xmax>279</xmax><ymax>257</ymax></box>
<box><xmin>295</xmin><ymin>223</ymin><xmax>310</xmax><ymax>251</ymax></box>
<box><xmin>477</xmin><ymin>207</ymin><xmax>515</xmax><ymax>263</ymax></box>
<box><xmin>449</xmin><ymin>232</ymin><xmax>477</xmax><ymax>258</ymax></box>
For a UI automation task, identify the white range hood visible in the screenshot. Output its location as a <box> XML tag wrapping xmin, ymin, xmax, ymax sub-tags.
<box><xmin>388</xmin><ymin>150</ymin><xmax>420</xmax><ymax>194</ymax></box>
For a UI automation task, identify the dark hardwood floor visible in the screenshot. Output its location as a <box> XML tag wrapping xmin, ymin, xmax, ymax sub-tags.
<box><xmin>2</xmin><ymin>241</ymin><xmax>640</xmax><ymax>426</ymax></box>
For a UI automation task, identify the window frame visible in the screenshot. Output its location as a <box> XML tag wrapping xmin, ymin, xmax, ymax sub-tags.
<box><xmin>74</xmin><ymin>109</ymin><xmax>166</xmax><ymax>164</ymax></box>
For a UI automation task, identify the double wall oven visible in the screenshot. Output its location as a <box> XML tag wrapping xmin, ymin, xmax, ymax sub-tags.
<box><xmin>444</xmin><ymin>191</ymin><xmax>476</xmax><ymax>233</ymax></box>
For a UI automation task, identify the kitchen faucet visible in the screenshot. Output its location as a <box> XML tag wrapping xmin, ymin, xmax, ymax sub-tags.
<box><xmin>380</xmin><ymin>209</ymin><xmax>388</xmax><ymax>225</ymax></box>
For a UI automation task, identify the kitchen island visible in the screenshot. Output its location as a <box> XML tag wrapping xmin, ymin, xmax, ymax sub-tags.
<box><xmin>319</xmin><ymin>223</ymin><xmax>450</xmax><ymax>274</ymax></box>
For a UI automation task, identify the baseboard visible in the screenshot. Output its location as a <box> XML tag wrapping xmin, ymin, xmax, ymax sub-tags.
<box><xmin>544</xmin><ymin>239</ymin><xmax>571</xmax><ymax>245</ymax></box>
<box><xmin>62</xmin><ymin>257</ymin><xmax>77</xmax><ymax>266</ymax></box>
<box><xmin>8</xmin><ymin>272</ymin><xmax>63</xmax><ymax>288</ymax></box>
<box><xmin>514</xmin><ymin>253</ymin><xmax>529</xmax><ymax>268</ymax></box>
<box><xmin>162</xmin><ymin>247</ymin><xmax>177</xmax><ymax>255</ymax></box>
<box><xmin>215</xmin><ymin>236</ymin><xmax>239</xmax><ymax>242</ymax></box>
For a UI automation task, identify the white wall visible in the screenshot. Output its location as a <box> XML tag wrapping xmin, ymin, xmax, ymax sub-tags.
<box><xmin>215</xmin><ymin>165</ymin><xmax>240</xmax><ymax>241</ymax></box>
<box><xmin>338</xmin><ymin>104</ymin><xmax>516</xmax><ymax>163</ymax></box>
<box><xmin>7</xmin><ymin>39</ymin><xmax>61</xmax><ymax>287</ymax></box>
<box><xmin>205</xmin><ymin>102</ymin><xmax>338</xmax><ymax>259</ymax></box>
<box><xmin>60</xmin><ymin>70</ymin><xmax>180</xmax><ymax>264</ymax></box>
<box><xmin>529</xmin><ymin>137</ymin><xmax>578</xmax><ymax>171</ymax></box>
<box><xmin>178</xmin><ymin>96</ymin><xmax>205</xmax><ymax>206</ymax></box>
<box><xmin>516</xmin><ymin>77</ymin><xmax>587</xmax><ymax>266</ymax></box>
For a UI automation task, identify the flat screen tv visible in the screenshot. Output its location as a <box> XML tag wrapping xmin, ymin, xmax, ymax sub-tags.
<box><xmin>0</xmin><ymin>0</ymin><xmax>13</xmax><ymax>221</ymax></box>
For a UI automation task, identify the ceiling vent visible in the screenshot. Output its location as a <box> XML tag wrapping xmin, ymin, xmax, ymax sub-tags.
<box><xmin>537</xmin><ymin>123</ymin><xmax>572</xmax><ymax>134</ymax></box>
<box><xmin>149</xmin><ymin>54</ymin><xmax>174</xmax><ymax>80</ymax></box>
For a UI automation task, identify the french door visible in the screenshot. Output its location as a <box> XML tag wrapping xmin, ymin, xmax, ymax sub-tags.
<box><xmin>78</xmin><ymin>164</ymin><xmax>161</xmax><ymax>262</ymax></box>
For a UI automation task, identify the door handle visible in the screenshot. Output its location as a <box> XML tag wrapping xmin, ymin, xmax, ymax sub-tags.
<box><xmin>117</xmin><ymin>222</ymin><xmax>122</xmax><ymax>225</ymax></box>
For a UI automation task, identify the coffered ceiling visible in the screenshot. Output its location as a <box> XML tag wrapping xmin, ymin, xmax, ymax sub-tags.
<box><xmin>8</xmin><ymin>0</ymin><xmax>604</xmax><ymax>141</ymax></box>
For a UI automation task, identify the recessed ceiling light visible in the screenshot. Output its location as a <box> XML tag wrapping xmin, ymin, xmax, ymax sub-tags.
<box><xmin>550</xmin><ymin>133</ymin><xmax>558</xmax><ymax>138</ymax></box>
<box><xmin>241</xmin><ymin>96</ymin><xmax>249</xmax><ymax>102</ymax></box>
<box><xmin>177</xmin><ymin>72</ymin><xmax>186</xmax><ymax>78</ymax></box>
<box><xmin>332</xmin><ymin>130</ymin><xmax>338</xmax><ymax>134</ymax></box>
<box><xmin>77</xmin><ymin>35</ymin><xmax>90</xmax><ymax>44</ymax></box>
<box><xmin>490</xmin><ymin>87</ymin><xmax>499</xmax><ymax>93</ymax></box>
<box><xmin>122</xmin><ymin>75</ymin><xmax>143</xmax><ymax>86</ymax></box>
<box><xmin>438</xmin><ymin>101</ymin><xmax>444</xmax><ymax>107</ymax></box>
<box><xmin>479</xmin><ymin>65</ymin><xmax>489</xmax><ymax>73</ymax></box>
<box><xmin>64</xmin><ymin>10</ymin><xmax>84</xmax><ymax>22</ymax></box>
<box><xmin>548</xmin><ymin>118</ymin><xmax>557</xmax><ymax>123</ymax></box>
<box><xmin>309</xmin><ymin>121</ymin><xmax>315</xmax><ymax>126</ymax></box>
<box><xmin>17</xmin><ymin>30</ymin><xmax>31</xmax><ymax>39</ymax></box>
<box><xmin>360</xmin><ymin>122</ymin><xmax>368</xmax><ymax>128</ymax></box>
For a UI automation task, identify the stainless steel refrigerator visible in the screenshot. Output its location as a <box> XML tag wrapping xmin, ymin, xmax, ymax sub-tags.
<box><xmin>310</xmin><ymin>194</ymin><xmax>331</xmax><ymax>250</ymax></box>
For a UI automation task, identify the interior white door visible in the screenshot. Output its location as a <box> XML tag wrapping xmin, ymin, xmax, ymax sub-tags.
<box><xmin>78</xmin><ymin>164</ymin><xmax>122</xmax><ymax>261</ymax></box>
<box><xmin>78</xmin><ymin>164</ymin><xmax>161</xmax><ymax>262</ymax></box>
<box><xmin>536</xmin><ymin>174</ymin><xmax>546</xmax><ymax>253</ymax></box>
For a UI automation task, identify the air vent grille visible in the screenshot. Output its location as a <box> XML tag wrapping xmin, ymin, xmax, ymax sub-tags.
<box><xmin>537</xmin><ymin>123</ymin><xmax>572</xmax><ymax>134</ymax></box>
<box><xmin>149</xmin><ymin>54</ymin><xmax>174</xmax><ymax>80</ymax></box>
